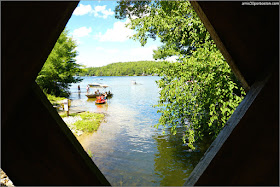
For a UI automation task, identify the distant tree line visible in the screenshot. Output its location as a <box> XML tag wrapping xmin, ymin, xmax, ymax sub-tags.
<box><xmin>77</xmin><ymin>61</ymin><xmax>169</xmax><ymax>76</ymax></box>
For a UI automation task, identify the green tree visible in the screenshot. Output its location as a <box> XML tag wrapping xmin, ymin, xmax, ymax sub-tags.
<box><xmin>77</xmin><ymin>61</ymin><xmax>168</xmax><ymax>76</ymax></box>
<box><xmin>36</xmin><ymin>30</ymin><xmax>82</xmax><ymax>97</ymax></box>
<box><xmin>115</xmin><ymin>1</ymin><xmax>245</xmax><ymax>149</ymax></box>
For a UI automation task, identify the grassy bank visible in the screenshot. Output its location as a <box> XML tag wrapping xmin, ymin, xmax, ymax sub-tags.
<box><xmin>59</xmin><ymin>111</ymin><xmax>104</xmax><ymax>158</ymax></box>
<box><xmin>60</xmin><ymin>112</ymin><xmax>105</xmax><ymax>135</ymax></box>
<box><xmin>46</xmin><ymin>94</ymin><xmax>104</xmax><ymax>135</ymax></box>
<box><xmin>73</xmin><ymin>112</ymin><xmax>104</xmax><ymax>133</ymax></box>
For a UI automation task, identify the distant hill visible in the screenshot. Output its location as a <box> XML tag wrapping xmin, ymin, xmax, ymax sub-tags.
<box><xmin>77</xmin><ymin>61</ymin><xmax>169</xmax><ymax>76</ymax></box>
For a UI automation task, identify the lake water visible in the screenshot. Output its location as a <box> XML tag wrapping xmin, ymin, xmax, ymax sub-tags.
<box><xmin>69</xmin><ymin>76</ymin><xmax>207</xmax><ymax>186</ymax></box>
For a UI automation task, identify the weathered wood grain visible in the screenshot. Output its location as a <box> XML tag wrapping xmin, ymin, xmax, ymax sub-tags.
<box><xmin>190</xmin><ymin>1</ymin><xmax>250</xmax><ymax>92</ymax></box>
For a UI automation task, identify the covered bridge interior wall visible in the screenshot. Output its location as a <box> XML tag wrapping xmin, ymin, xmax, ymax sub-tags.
<box><xmin>2</xmin><ymin>1</ymin><xmax>279</xmax><ymax>186</ymax></box>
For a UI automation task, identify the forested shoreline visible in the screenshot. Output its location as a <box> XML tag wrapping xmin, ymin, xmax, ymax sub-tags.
<box><xmin>76</xmin><ymin>61</ymin><xmax>169</xmax><ymax>76</ymax></box>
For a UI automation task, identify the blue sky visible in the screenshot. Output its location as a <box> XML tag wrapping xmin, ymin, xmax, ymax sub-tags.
<box><xmin>65</xmin><ymin>1</ymin><xmax>166</xmax><ymax>67</ymax></box>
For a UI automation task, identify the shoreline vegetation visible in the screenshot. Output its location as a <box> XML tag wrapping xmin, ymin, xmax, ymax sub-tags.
<box><xmin>76</xmin><ymin>60</ymin><xmax>169</xmax><ymax>77</ymax></box>
<box><xmin>47</xmin><ymin>94</ymin><xmax>105</xmax><ymax>137</ymax></box>
<box><xmin>59</xmin><ymin>110</ymin><xmax>105</xmax><ymax>156</ymax></box>
<box><xmin>45</xmin><ymin>60</ymin><xmax>166</xmax><ymax>138</ymax></box>
<box><xmin>47</xmin><ymin>92</ymin><xmax>104</xmax><ymax>158</ymax></box>
<box><xmin>60</xmin><ymin>111</ymin><xmax>105</xmax><ymax>137</ymax></box>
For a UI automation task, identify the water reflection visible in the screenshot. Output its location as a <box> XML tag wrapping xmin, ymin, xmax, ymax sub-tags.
<box><xmin>83</xmin><ymin>104</ymin><xmax>157</xmax><ymax>186</ymax></box>
<box><xmin>153</xmin><ymin>127</ymin><xmax>207</xmax><ymax>186</ymax></box>
<box><xmin>86</xmin><ymin>98</ymin><xmax>109</xmax><ymax>112</ymax></box>
<box><xmin>78</xmin><ymin>92</ymin><xmax>81</xmax><ymax>99</ymax></box>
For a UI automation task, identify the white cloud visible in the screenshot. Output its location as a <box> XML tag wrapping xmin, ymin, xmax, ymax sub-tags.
<box><xmin>129</xmin><ymin>45</ymin><xmax>158</xmax><ymax>57</ymax></box>
<box><xmin>92</xmin><ymin>5</ymin><xmax>114</xmax><ymax>19</ymax></box>
<box><xmin>107</xmin><ymin>49</ymin><xmax>119</xmax><ymax>54</ymax></box>
<box><xmin>165</xmin><ymin>56</ymin><xmax>178</xmax><ymax>62</ymax></box>
<box><xmin>73</xmin><ymin>4</ymin><xmax>92</xmax><ymax>16</ymax></box>
<box><xmin>95</xmin><ymin>46</ymin><xmax>104</xmax><ymax>50</ymax></box>
<box><xmin>94</xmin><ymin>5</ymin><xmax>106</xmax><ymax>12</ymax></box>
<box><xmin>73</xmin><ymin>27</ymin><xmax>92</xmax><ymax>38</ymax></box>
<box><xmin>72</xmin><ymin>4</ymin><xmax>113</xmax><ymax>19</ymax></box>
<box><xmin>94</xmin><ymin>20</ymin><xmax>134</xmax><ymax>42</ymax></box>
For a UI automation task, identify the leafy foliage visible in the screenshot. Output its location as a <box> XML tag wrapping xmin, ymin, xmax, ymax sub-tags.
<box><xmin>116</xmin><ymin>1</ymin><xmax>209</xmax><ymax>59</ymax></box>
<box><xmin>46</xmin><ymin>94</ymin><xmax>66</xmax><ymax>105</ymax></box>
<box><xmin>77</xmin><ymin>61</ymin><xmax>168</xmax><ymax>76</ymax></box>
<box><xmin>115</xmin><ymin>1</ymin><xmax>246</xmax><ymax>149</ymax></box>
<box><xmin>154</xmin><ymin>42</ymin><xmax>245</xmax><ymax>149</ymax></box>
<box><xmin>36</xmin><ymin>30</ymin><xmax>82</xmax><ymax>97</ymax></box>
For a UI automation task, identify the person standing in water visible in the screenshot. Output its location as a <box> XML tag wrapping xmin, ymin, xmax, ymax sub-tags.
<box><xmin>78</xmin><ymin>85</ymin><xmax>81</xmax><ymax>93</ymax></box>
<box><xmin>86</xmin><ymin>85</ymin><xmax>89</xmax><ymax>93</ymax></box>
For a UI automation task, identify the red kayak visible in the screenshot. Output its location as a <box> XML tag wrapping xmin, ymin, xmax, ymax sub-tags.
<box><xmin>95</xmin><ymin>96</ymin><xmax>107</xmax><ymax>104</ymax></box>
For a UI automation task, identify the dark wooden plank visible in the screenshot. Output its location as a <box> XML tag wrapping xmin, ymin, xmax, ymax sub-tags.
<box><xmin>190</xmin><ymin>1</ymin><xmax>250</xmax><ymax>92</ymax></box>
<box><xmin>2</xmin><ymin>2</ymin><xmax>110</xmax><ymax>185</ymax></box>
<box><xmin>2</xmin><ymin>82</ymin><xmax>111</xmax><ymax>185</ymax></box>
<box><xmin>2</xmin><ymin>2</ymin><xmax>79</xmax><ymax>128</ymax></box>
<box><xmin>191</xmin><ymin>1</ymin><xmax>278</xmax><ymax>86</ymax></box>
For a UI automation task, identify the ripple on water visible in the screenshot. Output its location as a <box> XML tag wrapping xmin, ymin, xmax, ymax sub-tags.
<box><xmin>69</xmin><ymin>76</ymin><xmax>206</xmax><ymax>186</ymax></box>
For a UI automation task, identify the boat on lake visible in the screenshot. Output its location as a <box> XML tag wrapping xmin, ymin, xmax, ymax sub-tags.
<box><xmin>88</xmin><ymin>82</ymin><xmax>102</xmax><ymax>87</ymax></box>
<box><xmin>95</xmin><ymin>96</ymin><xmax>107</xmax><ymax>104</ymax></box>
<box><xmin>85</xmin><ymin>83</ymin><xmax>113</xmax><ymax>98</ymax></box>
<box><xmin>131</xmin><ymin>80</ymin><xmax>137</xmax><ymax>85</ymax></box>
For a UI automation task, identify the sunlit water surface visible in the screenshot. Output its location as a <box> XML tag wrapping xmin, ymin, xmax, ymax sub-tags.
<box><xmin>69</xmin><ymin>76</ymin><xmax>207</xmax><ymax>186</ymax></box>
